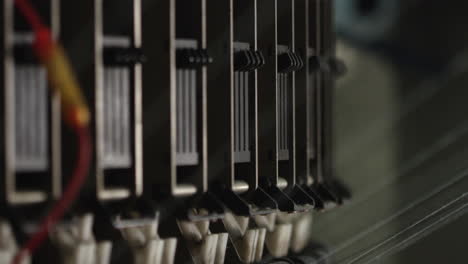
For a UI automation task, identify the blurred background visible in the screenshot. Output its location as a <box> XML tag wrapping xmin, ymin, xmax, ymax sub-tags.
<box><xmin>314</xmin><ymin>0</ymin><xmax>468</xmax><ymax>263</ymax></box>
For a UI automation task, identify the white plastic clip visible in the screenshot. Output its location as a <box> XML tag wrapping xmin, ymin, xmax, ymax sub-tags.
<box><xmin>120</xmin><ymin>219</ymin><xmax>177</xmax><ymax>264</ymax></box>
<box><xmin>52</xmin><ymin>214</ymin><xmax>112</xmax><ymax>264</ymax></box>
<box><xmin>0</xmin><ymin>220</ymin><xmax>30</xmax><ymax>264</ymax></box>
<box><xmin>178</xmin><ymin>218</ymin><xmax>228</xmax><ymax>264</ymax></box>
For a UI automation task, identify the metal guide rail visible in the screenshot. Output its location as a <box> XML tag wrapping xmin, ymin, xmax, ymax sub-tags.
<box><xmin>0</xmin><ymin>0</ymin><xmax>348</xmax><ymax>263</ymax></box>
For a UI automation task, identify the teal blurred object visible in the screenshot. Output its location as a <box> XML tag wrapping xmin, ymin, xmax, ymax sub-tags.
<box><xmin>311</xmin><ymin>38</ymin><xmax>468</xmax><ymax>263</ymax></box>
<box><xmin>335</xmin><ymin>0</ymin><xmax>399</xmax><ymax>43</ymax></box>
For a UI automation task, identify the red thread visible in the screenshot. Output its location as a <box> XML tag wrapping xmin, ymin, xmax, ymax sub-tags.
<box><xmin>11</xmin><ymin>1</ymin><xmax>92</xmax><ymax>263</ymax></box>
<box><xmin>13</xmin><ymin>0</ymin><xmax>45</xmax><ymax>32</ymax></box>
<box><xmin>12</xmin><ymin>125</ymin><xmax>92</xmax><ymax>264</ymax></box>
<box><xmin>14</xmin><ymin>0</ymin><xmax>54</xmax><ymax>58</ymax></box>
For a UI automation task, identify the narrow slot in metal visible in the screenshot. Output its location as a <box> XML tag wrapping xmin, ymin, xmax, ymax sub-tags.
<box><xmin>277</xmin><ymin>45</ymin><xmax>291</xmax><ymax>162</ymax></box>
<box><xmin>175</xmin><ymin>39</ymin><xmax>199</xmax><ymax>166</ymax></box>
<box><xmin>233</xmin><ymin>42</ymin><xmax>252</xmax><ymax>164</ymax></box>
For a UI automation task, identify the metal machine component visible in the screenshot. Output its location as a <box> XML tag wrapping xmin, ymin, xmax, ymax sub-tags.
<box><xmin>1</xmin><ymin>0</ymin><xmax>61</xmax><ymax>205</ymax></box>
<box><xmin>143</xmin><ymin>0</ymin><xmax>210</xmax><ymax>200</ymax></box>
<box><xmin>96</xmin><ymin>0</ymin><xmax>143</xmax><ymax>200</ymax></box>
<box><xmin>1</xmin><ymin>0</ymin><xmax>347</xmax><ymax>263</ymax></box>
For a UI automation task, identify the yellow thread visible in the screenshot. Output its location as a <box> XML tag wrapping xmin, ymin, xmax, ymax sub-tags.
<box><xmin>41</xmin><ymin>44</ymin><xmax>90</xmax><ymax>125</ymax></box>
